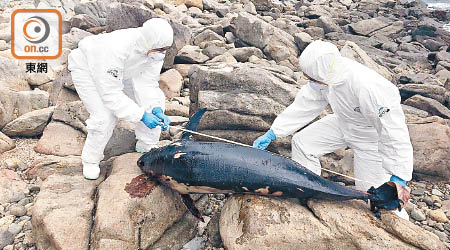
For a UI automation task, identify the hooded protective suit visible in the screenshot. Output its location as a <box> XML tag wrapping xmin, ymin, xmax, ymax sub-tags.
<box><xmin>270</xmin><ymin>41</ymin><xmax>413</xmax><ymax>191</ymax></box>
<box><xmin>68</xmin><ymin>18</ymin><xmax>173</xmax><ymax>172</ymax></box>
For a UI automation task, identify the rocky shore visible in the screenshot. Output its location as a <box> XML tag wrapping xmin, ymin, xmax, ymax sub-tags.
<box><xmin>0</xmin><ymin>0</ymin><xmax>449</xmax><ymax>249</ymax></box>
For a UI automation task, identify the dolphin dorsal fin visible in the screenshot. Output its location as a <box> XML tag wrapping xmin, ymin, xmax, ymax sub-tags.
<box><xmin>181</xmin><ymin>108</ymin><xmax>207</xmax><ymax>140</ymax></box>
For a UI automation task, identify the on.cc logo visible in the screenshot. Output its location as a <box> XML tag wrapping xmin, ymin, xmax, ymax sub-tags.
<box><xmin>11</xmin><ymin>9</ymin><xmax>62</xmax><ymax>59</ymax></box>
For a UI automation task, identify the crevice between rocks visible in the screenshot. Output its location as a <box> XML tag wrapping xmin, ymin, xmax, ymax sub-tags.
<box><xmin>87</xmin><ymin>186</ymin><xmax>99</xmax><ymax>250</ymax></box>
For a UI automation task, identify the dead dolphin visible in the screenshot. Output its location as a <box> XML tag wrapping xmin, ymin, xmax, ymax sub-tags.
<box><xmin>134</xmin><ymin>109</ymin><xmax>408</xmax><ymax>219</ymax></box>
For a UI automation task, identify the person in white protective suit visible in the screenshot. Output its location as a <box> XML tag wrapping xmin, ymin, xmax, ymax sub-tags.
<box><xmin>253</xmin><ymin>40</ymin><xmax>413</xmax><ymax>220</ymax></box>
<box><xmin>67</xmin><ymin>18</ymin><xmax>173</xmax><ymax>180</ymax></box>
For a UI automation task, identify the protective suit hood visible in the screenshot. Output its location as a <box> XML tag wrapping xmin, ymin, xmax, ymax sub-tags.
<box><xmin>299</xmin><ymin>40</ymin><xmax>346</xmax><ymax>85</ymax></box>
<box><xmin>137</xmin><ymin>18</ymin><xmax>174</xmax><ymax>52</ymax></box>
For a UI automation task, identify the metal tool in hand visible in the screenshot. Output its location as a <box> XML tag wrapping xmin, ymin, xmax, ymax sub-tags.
<box><xmin>167</xmin><ymin>125</ymin><xmax>379</xmax><ymax>187</ymax></box>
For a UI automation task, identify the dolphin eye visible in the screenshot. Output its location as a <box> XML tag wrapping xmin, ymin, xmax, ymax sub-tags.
<box><xmin>137</xmin><ymin>158</ymin><xmax>144</xmax><ymax>167</ymax></box>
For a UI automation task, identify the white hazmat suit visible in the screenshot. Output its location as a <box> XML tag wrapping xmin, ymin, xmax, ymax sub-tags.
<box><xmin>68</xmin><ymin>18</ymin><xmax>173</xmax><ymax>179</ymax></box>
<box><xmin>270</xmin><ymin>41</ymin><xmax>413</xmax><ymax>192</ymax></box>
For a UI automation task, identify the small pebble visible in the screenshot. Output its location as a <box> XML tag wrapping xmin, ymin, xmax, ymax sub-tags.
<box><xmin>3</xmin><ymin>158</ymin><xmax>19</xmax><ymax>169</ymax></box>
<box><xmin>18</xmin><ymin>216</ymin><xmax>30</xmax><ymax>222</ymax></box>
<box><xmin>3</xmin><ymin>245</ymin><xmax>13</xmax><ymax>250</ymax></box>
<box><xmin>203</xmin><ymin>206</ymin><xmax>212</xmax><ymax>216</ymax></box>
<box><xmin>411</xmin><ymin>208</ymin><xmax>426</xmax><ymax>221</ymax></box>
<box><xmin>9</xmin><ymin>192</ymin><xmax>25</xmax><ymax>203</ymax></box>
<box><xmin>18</xmin><ymin>197</ymin><xmax>32</xmax><ymax>206</ymax></box>
<box><xmin>0</xmin><ymin>230</ymin><xmax>14</xmax><ymax>249</ymax></box>
<box><xmin>7</xmin><ymin>223</ymin><xmax>22</xmax><ymax>236</ymax></box>
<box><xmin>412</xmin><ymin>189</ymin><xmax>425</xmax><ymax>196</ymax></box>
<box><xmin>404</xmin><ymin>202</ymin><xmax>415</xmax><ymax>213</ymax></box>
<box><xmin>412</xmin><ymin>182</ymin><xmax>427</xmax><ymax>189</ymax></box>
<box><xmin>23</xmin><ymin>221</ymin><xmax>32</xmax><ymax>231</ymax></box>
<box><xmin>432</xmin><ymin>189</ymin><xmax>444</xmax><ymax>197</ymax></box>
<box><xmin>444</xmin><ymin>223</ymin><xmax>450</xmax><ymax>232</ymax></box>
<box><xmin>215</xmin><ymin>194</ymin><xmax>226</xmax><ymax>200</ymax></box>
<box><xmin>417</xmin><ymin>202</ymin><xmax>427</xmax><ymax>209</ymax></box>
<box><xmin>429</xmin><ymin>209</ymin><xmax>449</xmax><ymax>223</ymax></box>
<box><xmin>8</xmin><ymin>205</ymin><xmax>26</xmax><ymax>217</ymax></box>
<box><xmin>423</xmin><ymin>196</ymin><xmax>433</xmax><ymax>206</ymax></box>
<box><xmin>14</xmin><ymin>232</ymin><xmax>25</xmax><ymax>240</ymax></box>
<box><xmin>17</xmin><ymin>161</ymin><xmax>29</xmax><ymax>171</ymax></box>
<box><xmin>436</xmin><ymin>223</ymin><xmax>445</xmax><ymax>231</ymax></box>
<box><xmin>428</xmin><ymin>219</ymin><xmax>436</xmax><ymax>227</ymax></box>
<box><xmin>28</xmin><ymin>185</ymin><xmax>40</xmax><ymax>192</ymax></box>
<box><xmin>433</xmin><ymin>230</ymin><xmax>448</xmax><ymax>242</ymax></box>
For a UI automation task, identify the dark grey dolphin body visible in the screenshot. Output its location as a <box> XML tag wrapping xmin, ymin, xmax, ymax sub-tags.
<box><xmin>137</xmin><ymin>109</ymin><xmax>403</xmax><ymax>217</ymax></box>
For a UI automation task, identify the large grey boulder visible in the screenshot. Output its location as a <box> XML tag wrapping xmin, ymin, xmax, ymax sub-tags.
<box><xmin>2</xmin><ymin>107</ymin><xmax>55</xmax><ymax>137</ymax></box>
<box><xmin>163</xmin><ymin>21</ymin><xmax>192</xmax><ymax>70</ymax></box>
<box><xmin>249</xmin><ymin>0</ymin><xmax>283</xmax><ymax>11</ymax></box>
<box><xmin>398</xmin><ymin>84</ymin><xmax>447</xmax><ymax>104</ymax></box>
<box><xmin>316</xmin><ymin>16</ymin><xmax>343</xmax><ymax>34</ymax></box>
<box><xmin>105</xmin><ymin>2</ymin><xmax>155</xmax><ymax>32</ymax></box>
<box><xmin>340</xmin><ymin>41</ymin><xmax>394</xmax><ymax>82</ymax></box>
<box><xmin>0</xmin><ymin>87</ymin><xmax>49</xmax><ymax>129</ymax></box>
<box><xmin>228</xmin><ymin>47</ymin><xmax>264</xmax><ymax>62</ymax></box>
<box><xmin>176</xmin><ymin>45</ymin><xmax>209</xmax><ymax>64</ymax></box>
<box><xmin>0</xmin><ymin>169</ymin><xmax>27</xmax><ymax>206</ymax></box>
<box><xmin>220</xmin><ymin>195</ymin><xmax>447</xmax><ymax>250</ymax></box>
<box><xmin>32</xmin><ymin>173</ymin><xmax>103</xmax><ymax>250</ymax></box>
<box><xmin>27</xmin><ymin>155</ymin><xmax>82</xmax><ymax>181</ymax></box>
<box><xmin>404</xmin><ymin>95</ymin><xmax>450</xmax><ymax>119</ymax></box>
<box><xmin>34</xmin><ymin>121</ymin><xmax>86</xmax><ymax>156</ymax></box>
<box><xmin>91</xmin><ymin>153</ymin><xmax>194</xmax><ymax>249</ymax></box>
<box><xmin>0</xmin><ymin>57</ymin><xmax>29</xmax><ymax>91</ymax></box>
<box><xmin>231</xmin><ymin>12</ymin><xmax>299</xmax><ymax>70</ymax></box>
<box><xmin>0</xmin><ymin>132</ymin><xmax>14</xmax><ymax>154</ymax></box>
<box><xmin>349</xmin><ymin>17</ymin><xmax>391</xmax><ymax>36</ymax></box>
<box><xmin>189</xmin><ymin>62</ymin><xmax>298</xmax><ymax>154</ymax></box>
<box><xmin>52</xmin><ymin>101</ymin><xmax>89</xmax><ymax>134</ymax></box>
<box><xmin>408</xmin><ymin>122</ymin><xmax>450</xmax><ymax>181</ymax></box>
<box><xmin>104</xmin><ymin>121</ymin><xmax>137</xmax><ymax>159</ymax></box>
<box><xmin>62</xmin><ymin>27</ymin><xmax>92</xmax><ymax>50</ymax></box>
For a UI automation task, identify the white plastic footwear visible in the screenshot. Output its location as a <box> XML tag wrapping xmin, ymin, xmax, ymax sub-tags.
<box><xmin>83</xmin><ymin>162</ymin><xmax>100</xmax><ymax>180</ymax></box>
<box><xmin>392</xmin><ymin>208</ymin><xmax>410</xmax><ymax>221</ymax></box>
<box><xmin>135</xmin><ymin>147</ymin><xmax>148</xmax><ymax>153</ymax></box>
<box><xmin>135</xmin><ymin>140</ymin><xmax>158</xmax><ymax>153</ymax></box>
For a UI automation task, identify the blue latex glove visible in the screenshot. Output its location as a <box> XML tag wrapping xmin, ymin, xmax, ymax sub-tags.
<box><xmin>253</xmin><ymin>129</ymin><xmax>276</xmax><ymax>150</ymax></box>
<box><xmin>390</xmin><ymin>175</ymin><xmax>406</xmax><ymax>187</ymax></box>
<box><xmin>152</xmin><ymin>107</ymin><xmax>170</xmax><ymax>131</ymax></box>
<box><xmin>141</xmin><ymin>112</ymin><xmax>162</xmax><ymax>129</ymax></box>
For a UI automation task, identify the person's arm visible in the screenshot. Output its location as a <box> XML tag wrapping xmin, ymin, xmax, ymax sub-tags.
<box><xmin>358</xmin><ymin>85</ymin><xmax>413</xmax><ymax>181</ymax></box>
<box><xmin>82</xmin><ymin>38</ymin><xmax>145</xmax><ymax>123</ymax></box>
<box><xmin>271</xmin><ymin>82</ymin><xmax>329</xmax><ymax>138</ymax></box>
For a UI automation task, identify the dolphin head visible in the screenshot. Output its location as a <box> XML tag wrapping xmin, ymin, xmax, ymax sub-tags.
<box><xmin>137</xmin><ymin>147</ymin><xmax>167</xmax><ymax>177</ymax></box>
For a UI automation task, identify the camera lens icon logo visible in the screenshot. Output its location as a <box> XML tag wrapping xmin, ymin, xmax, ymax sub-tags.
<box><xmin>23</xmin><ymin>16</ymin><xmax>50</xmax><ymax>44</ymax></box>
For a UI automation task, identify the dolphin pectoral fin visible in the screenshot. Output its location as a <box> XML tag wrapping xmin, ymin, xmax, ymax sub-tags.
<box><xmin>180</xmin><ymin>194</ymin><xmax>204</xmax><ymax>222</ymax></box>
<box><xmin>181</xmin><ymin>108</ymin><xmax>207</xmax><ymax>140</ymax></box>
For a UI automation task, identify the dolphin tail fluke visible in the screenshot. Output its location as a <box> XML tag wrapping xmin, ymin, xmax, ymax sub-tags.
<box><xmin>367</xmin><ymin>181</ymin><xmax>410</xmax><ymax>215</ymax></box>
<box><xmin>181</xmin><ymin>108</ymin><xmax>207</xmax><ymax>139</ymax></box>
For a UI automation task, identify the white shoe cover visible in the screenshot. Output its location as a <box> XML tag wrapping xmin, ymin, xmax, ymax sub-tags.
<box><xmin>392</xmin><ymin>208</ymin><xmax>410</xmax><ymax>221</ymax></box>
<box><xmin>83</xmin><ymin>162</ymin><xmax>100</xmax><ymax>180</ymax></box>
<box><xmin>135</xmin><ymin>140</ymin><xmax>158</xmax><ymax>153</ymax></box>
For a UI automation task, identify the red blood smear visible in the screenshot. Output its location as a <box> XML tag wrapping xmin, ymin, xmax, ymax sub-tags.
<box><xmin>124</xmin><ymin>174</ymin><xmax>157</xmax><ymax>198</ymax></box>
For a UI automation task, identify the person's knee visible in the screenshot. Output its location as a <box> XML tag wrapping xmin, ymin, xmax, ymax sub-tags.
<box><xmin>86</xmin><ymin>114</ymin><xmax>117</xmax><ymax>135</ymax></box>
<box><xmin>292</xmin><ymin>131</ymin><xmax>308</xmax><ymax>154</ymax></box>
